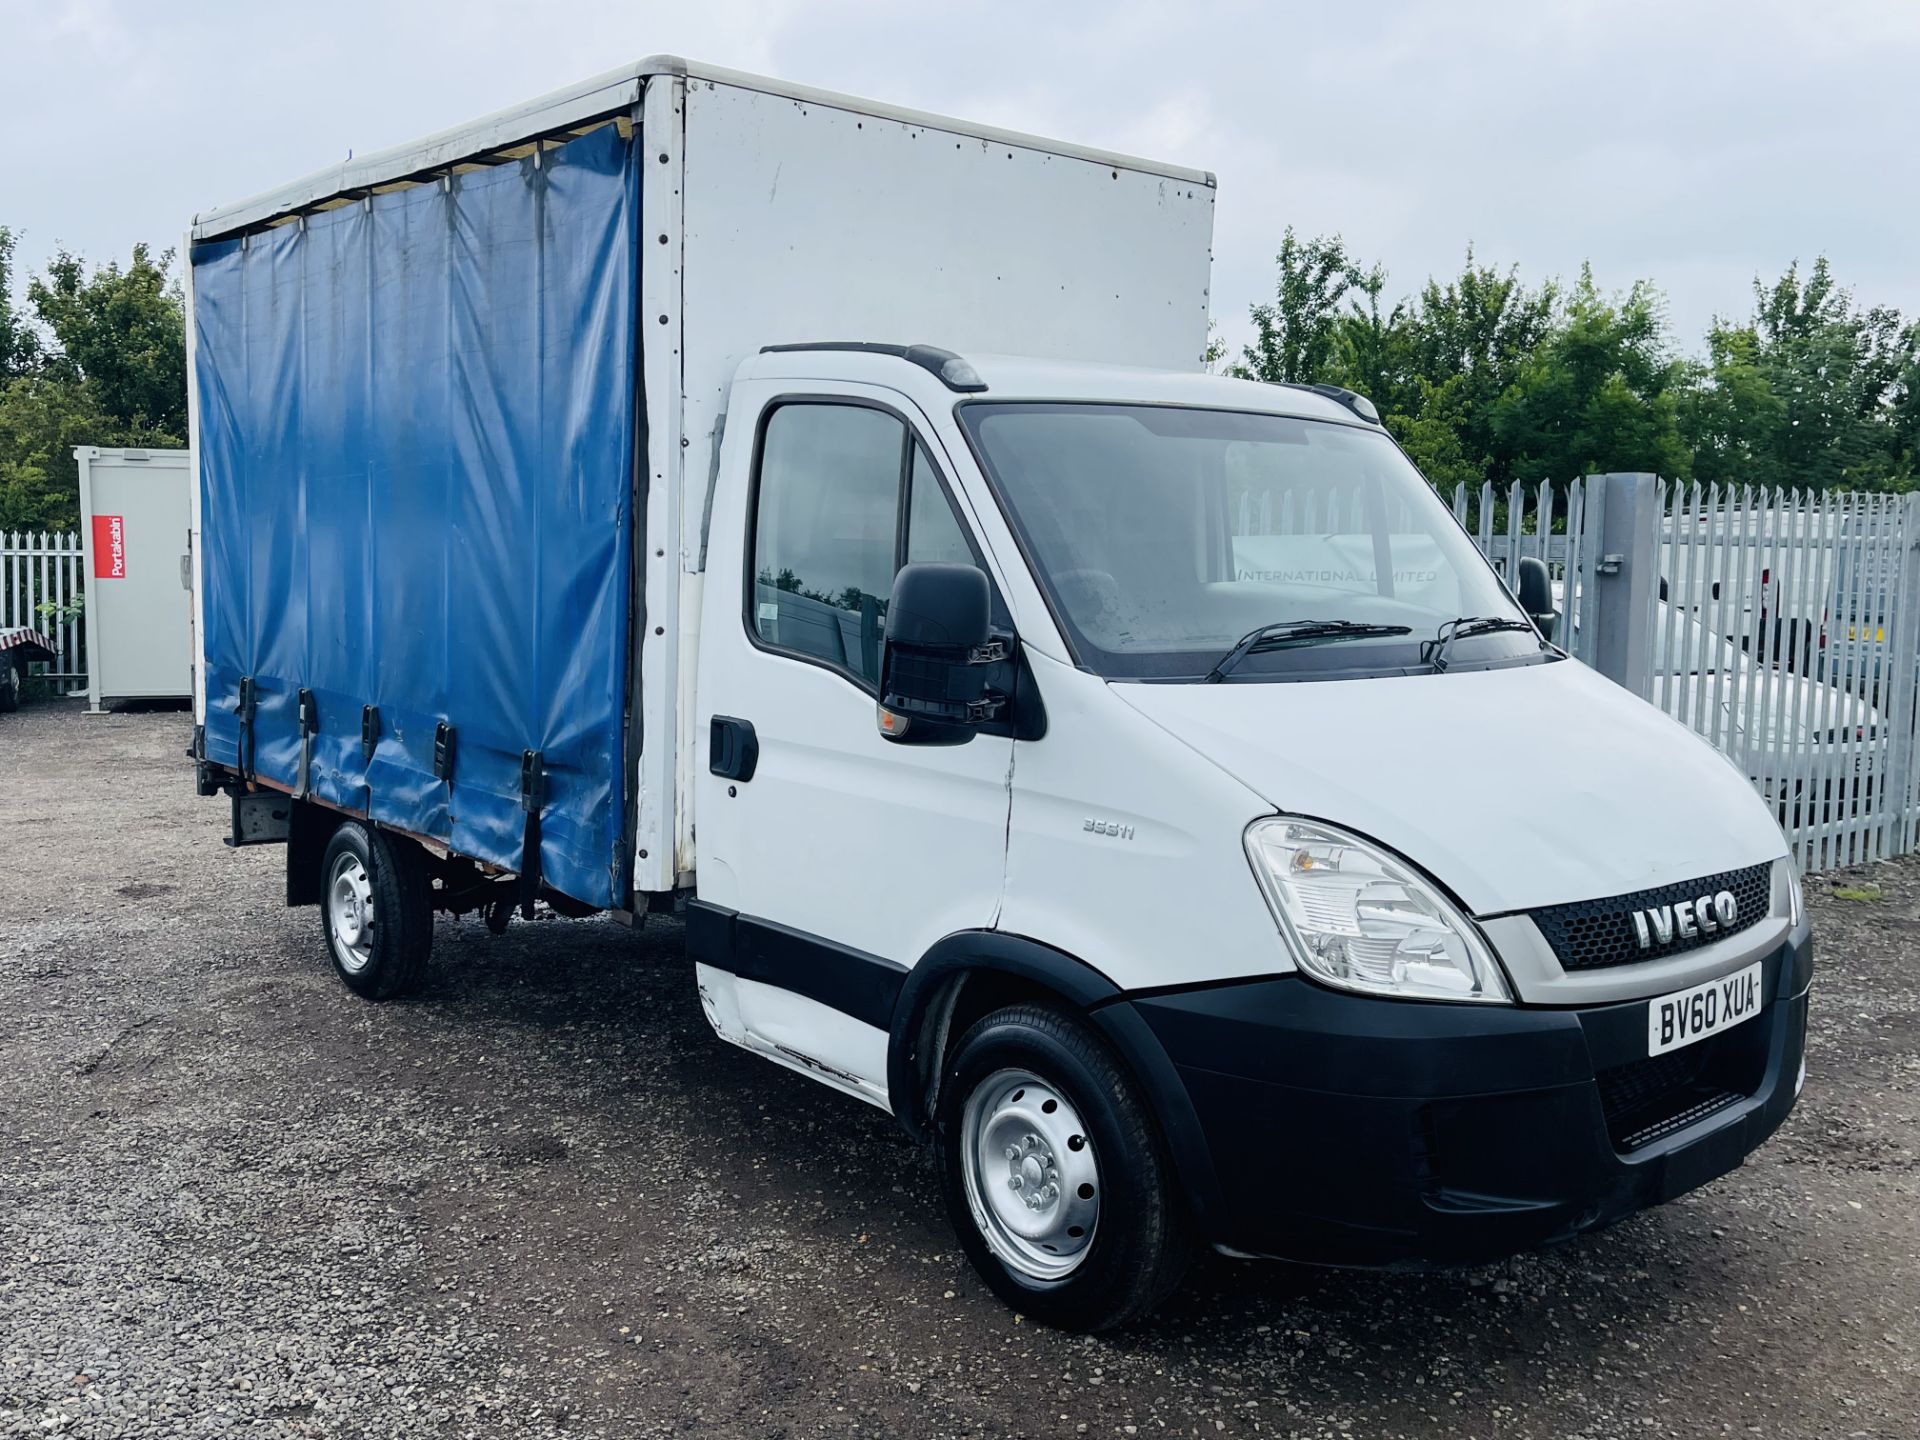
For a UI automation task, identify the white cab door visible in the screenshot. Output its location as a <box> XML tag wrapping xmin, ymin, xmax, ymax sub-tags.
<box><xmin>692</xmin><ymin>381</ymin><xmax>1012</xmax><ymax>1099</ymax></box>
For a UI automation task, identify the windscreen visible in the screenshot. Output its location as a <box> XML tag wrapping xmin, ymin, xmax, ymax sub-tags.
<box><xmin>960</xmin><ymin>403</ymin><xmax>1539</xmax><ymax>680</ymax></box>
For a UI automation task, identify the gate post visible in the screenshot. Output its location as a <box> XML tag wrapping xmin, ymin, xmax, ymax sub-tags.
<box><xmin>1878</xmin><ymin>492</ymin><xmax>1920</xmax><ymax>858</ymax></box>
<box><xmin>1585</xmin><ymin>472</ymin><xmax>1662</xmax><ymax>696</ymax></box>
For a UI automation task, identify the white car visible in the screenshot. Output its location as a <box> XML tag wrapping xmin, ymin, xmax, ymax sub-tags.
<box><xmin>1572</xmin><ymin>599</ymin><xmax>1885</xmax><ymax>826</ymax></box>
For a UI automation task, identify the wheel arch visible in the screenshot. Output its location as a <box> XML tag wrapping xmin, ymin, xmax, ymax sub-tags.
<box><xmin>888</xmin><ymin>930</ymin><xmax>1224</xmax><ymax>1231</ymax></box>
<box><xmin>286</xmin><ymin>797</ymin><xmax>345</xmax><ymax>906</ymax></box>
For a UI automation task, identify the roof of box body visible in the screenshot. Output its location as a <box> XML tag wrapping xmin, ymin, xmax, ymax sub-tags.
<box><xmin>190</xmin><ymin>55</ymin><xmax>1216</xmax><ymax>243</ymax></box>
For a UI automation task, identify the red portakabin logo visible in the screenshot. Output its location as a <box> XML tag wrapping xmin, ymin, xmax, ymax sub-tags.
<box><xmin>92</xmin><ymin>514</ymin><xmax>126</xmax><ymax>579</ymax></box>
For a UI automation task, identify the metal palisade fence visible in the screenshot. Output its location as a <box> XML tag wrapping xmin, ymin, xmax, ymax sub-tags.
<box><xmin>1651</xmin><ymin>485</ymin><xmax>1918</xmax><ymax>874</ymax></box>
<box><xmin>1457</xmin><ymin>476</ymin><xmax>1920</xmax><ymax>873</ymax></box>
<box><xmin>1452</xmin><ymin>478</ymin><xmax>1601</xmax><ymax>668</ymax></box>
<box><xmin>2</xmin><ymin>529</ymin><xmax>86</xmax><ymax>682</ymax></box>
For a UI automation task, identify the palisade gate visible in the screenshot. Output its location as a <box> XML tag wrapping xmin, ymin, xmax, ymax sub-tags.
<box><xmin>1458</xmin><ymin>473</ymin><xmax>1920</xmax><ymax>873</ymax></box>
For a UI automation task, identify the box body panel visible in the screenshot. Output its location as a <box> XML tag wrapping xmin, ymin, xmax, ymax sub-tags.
<box><xmin>190</xmin><ymin>126</ymin><xmax>640</xmax><ymax>909</ymax></box>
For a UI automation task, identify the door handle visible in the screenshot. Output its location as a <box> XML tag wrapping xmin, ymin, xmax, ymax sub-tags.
<box><xmin>709</xmin><ymin>715</ymin><xmax>758</xmax><ymax>782</ymax></box>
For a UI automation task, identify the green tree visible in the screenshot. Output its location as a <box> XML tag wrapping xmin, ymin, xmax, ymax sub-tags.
<box><xmin>1397</xmin><ymin>251</ymin><xmax>1559</xmax><ymax>488</ymax></box>
<box><xmin>0</xmin><ymin>227</ymin><xmax>40</xmax><ymax>381</ymax></box>
<box><xmin>1391</xmin><ymin>378</ymin><xmax>1483</xmax><ymax>493</ymax></box>
<box><xmin>1893</xmin><ymin>324</ymin><xmax>1920</xmax><ymax>479</ymax></box>
<box><xmin>1684</xmin><ymin>258</ymin><xmax>1916</xmax><ymax>492</ymax></box>
<box><xmin>1236</xmin><ymin>228</ymin><xmax>1363</xmax><ymax>385</ymax></box>
<box><xmin>1227</xmin><ymin>237</ymin><xmax>1918</xmax><ymax>499</ymax></box>
<box><xmin>1325</xmin><ymin>262</ymin><xmax>1413</xmax><ymax>420</ymax></box>
<box><xmin>0</xmin><ymin>375</ymin><xmax>129</xmax><ymax>532</ymax></box>
<box><xmin>1680</xmin><ymin>323</ymin><xmax>1791</xmax><ymax>491</ymax></box>
<box><xmin>0</xmin><ymin>239</ymin><xmax>187</xmax><ymax>532</ymax></box>
<box><xmin>1231</xmin><ymin>238</ymin><xmax>1565</xmax><ymax>492</ymax></box>
<box><xmin>1490</xmin><ymin>267</ymin><xmax>1691</xmax><ymax>483</ymax></box>
<box><xmin>29</xmin><ymin>243</ymin><xmax>187</xmax><ymax>436</ymax></box>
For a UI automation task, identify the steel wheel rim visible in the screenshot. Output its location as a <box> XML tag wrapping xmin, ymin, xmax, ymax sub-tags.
<box><xmin>326</xmin><ymin>852</ymin><xmax>376</xmax><ymax>974</ymax></box>
<box><xmin>960</xmin><ymin>1068</ymin><xmax>1100</xmax><ymax>1281</ymax></box>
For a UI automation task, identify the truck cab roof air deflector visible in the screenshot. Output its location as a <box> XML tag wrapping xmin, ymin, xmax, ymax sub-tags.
<box><xmin>1274</xmin><ymin>381</ymin><xmax>1381</xmax><ymax>424</ymax></box>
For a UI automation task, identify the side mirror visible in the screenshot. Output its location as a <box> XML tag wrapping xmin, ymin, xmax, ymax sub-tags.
<box><xmin>878</xmin><ymin>563</ymin><xmax>1006</xmax><ymax>744</ymax></box>
<box><xmin>1516</xmin><ymin>556</ymin><xmax>1557</xmax><ymax>643</ymax></box>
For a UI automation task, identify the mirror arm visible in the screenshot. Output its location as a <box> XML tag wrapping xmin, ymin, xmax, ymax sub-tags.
<box><xmin>963</xmin><ymin>690</ymin><xmax>1009</xmax><ymax>723</ymax></box>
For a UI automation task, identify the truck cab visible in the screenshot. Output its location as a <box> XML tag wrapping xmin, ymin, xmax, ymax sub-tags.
<box><xmin>686</xmin><ymin>345</ymin><xmax>1810</xmax><ymax>1328</ymax></box>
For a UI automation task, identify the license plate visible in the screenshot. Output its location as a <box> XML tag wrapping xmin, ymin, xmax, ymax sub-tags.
<box><xmin>1647</xmin><ymin>961</ymin><xmax>1764</xmax><ymax>1056</ymax></box>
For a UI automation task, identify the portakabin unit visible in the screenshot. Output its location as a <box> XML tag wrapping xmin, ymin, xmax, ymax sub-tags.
<box><xmin>76</xmin><ymin>445</ymin><xmax>193</xmax><ymax>710</ymax></box>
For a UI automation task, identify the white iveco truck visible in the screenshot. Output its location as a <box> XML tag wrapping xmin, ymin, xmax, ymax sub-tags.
<box><xmin>187</xmin><ymin>58</ymin><xmax>1810</xmax><ymax>1330</ymax></box>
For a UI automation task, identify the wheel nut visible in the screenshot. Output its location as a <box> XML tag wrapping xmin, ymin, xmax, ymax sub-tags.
<box><xmin>1007</xmin><ymin>1176</ymin><xmax>1023</xmax><ymax>1191</ymax></box>
<box><xmin>1004</xmin><ymin>1146</ymin><xmax>1020</xmax><ymax>1161</ymax></box>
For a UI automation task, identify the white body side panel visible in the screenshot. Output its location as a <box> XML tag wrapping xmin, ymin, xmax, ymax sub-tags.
<box><xmin>75</xmin><ymin>447</ymin><xmax>194</xmax><ymax>707</ymax></box>
<box><xmin>676</xmin><ymin>75</ymin><xmax>1214</xmax><ymax>398</ymax></box>
<box><xmin>994</xmin><ymin>651</ymin><xmax>1291</xmax><ymax>993</ymax></box>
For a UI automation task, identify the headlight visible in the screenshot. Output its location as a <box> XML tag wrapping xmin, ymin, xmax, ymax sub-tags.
<box><xmin>1787</xmin><ymin>862</ymin><xmax>1804</xmax><ymax>930</ymax></box>
<box><xmin>1244</xmin><ymin>818</ymin><xmax>1511</xmax><ymax>1003</ymax></box>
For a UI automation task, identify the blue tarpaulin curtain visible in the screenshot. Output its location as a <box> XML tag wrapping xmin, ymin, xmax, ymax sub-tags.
<box><xmin>193</xmin><ymin>125</ymin><xmax>640</xmax><ymax>908</ymax></box>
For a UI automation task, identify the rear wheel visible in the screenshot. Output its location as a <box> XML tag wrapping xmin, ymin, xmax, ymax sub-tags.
<box><xmin>0</xmin><ymin>660</ymin><xmax>19</xmax><ymax>713</ymax></box>
<box><xmin>935</xmin><ymin>1003</ymin><xmax>1192</xmax><ymax>1330</ymax></box>
<box><xmin>320</xmin><ymin>822</ymin><xmax>433</xmax><ymax>999</ymax></box>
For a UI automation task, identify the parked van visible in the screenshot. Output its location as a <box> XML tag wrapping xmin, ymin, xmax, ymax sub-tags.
<box><xmin>187</xmin><ymin>59</ymin><xmax>1811</xmax><ymax>1330</ymax></box>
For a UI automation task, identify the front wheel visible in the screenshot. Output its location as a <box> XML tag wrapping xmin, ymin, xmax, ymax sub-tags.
<box><xmin>320</xmin><ymin>821</ymin><xmax>433</xmax><ymax>999</ymax></box>
<box><xmin>935</xmin><ymin>1003</ymin><xmax>1193</xmax><ymax>1331</ymax></box>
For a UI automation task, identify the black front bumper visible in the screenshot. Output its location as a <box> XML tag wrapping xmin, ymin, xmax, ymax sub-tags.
<box><xmin>1124</xmin><ymin>930</ymin><xmax>1812</xmax><ymax>1267</ymax></box>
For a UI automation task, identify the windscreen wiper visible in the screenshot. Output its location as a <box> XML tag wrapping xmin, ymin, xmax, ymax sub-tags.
<box><xmin>1205</xmin><ymin>620</ymin><xmax>1414</xmax><ymax>683</ymax></box>
<box><xmin>1422</xmin><ymin>615</ymin><xmax>1539</xmax><ymax>673</ymax></box>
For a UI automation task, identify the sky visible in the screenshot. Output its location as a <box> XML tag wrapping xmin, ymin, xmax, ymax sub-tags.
<box><xmin>4</xmin><ymin>0</ymin><xmax>1918</xmax><ymax>361</ymax></box>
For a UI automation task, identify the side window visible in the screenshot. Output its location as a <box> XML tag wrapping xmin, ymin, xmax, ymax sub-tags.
<box><xmin>905</xmin><ymin>445</ymin><xmax>975</xmax><ymax>566</ymax></box>
<box><xmin>750</xmin><ymin>404</ymin><xmax>985</xmax><ymax>689</ymax></box>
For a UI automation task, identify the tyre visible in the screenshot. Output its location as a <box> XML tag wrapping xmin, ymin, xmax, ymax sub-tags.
<box><xmin>0</xmin><ymin>661</ymin><xmax>19</xmax><ymax>713</ymax></box>
<box><xmin>319</xmin><ymin>821</ymin><xmax>434</xmax><ymax>999</ymax></box>
<box><xmin>934</xmin><ymin>1003</ymin><xmax>1193</xmax><ymax>1330</ymax></box>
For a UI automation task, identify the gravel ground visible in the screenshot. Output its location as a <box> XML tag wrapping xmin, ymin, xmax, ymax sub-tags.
<box><xmin>2</xmin><ymin>699</ymin><xmax>1916</xmax><ymax>1440</ymax></box>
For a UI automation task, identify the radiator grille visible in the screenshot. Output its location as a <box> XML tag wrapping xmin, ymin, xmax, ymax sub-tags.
<box><xmin>1532</xmin><ymin>863</ymin><xmax>1772</xmax><ymax>971</ymax></box>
